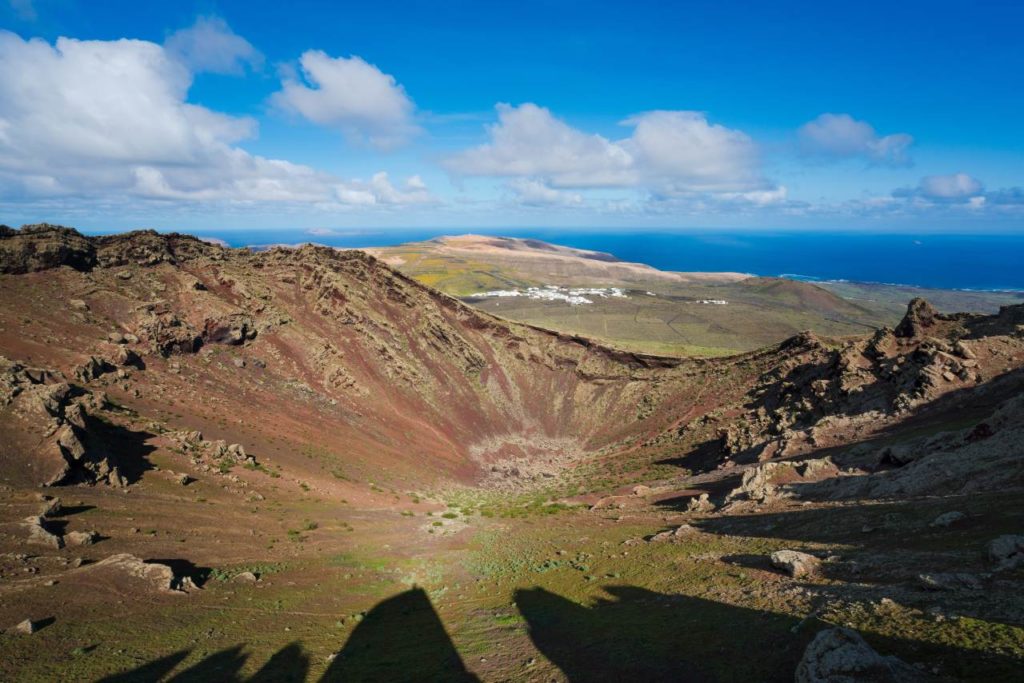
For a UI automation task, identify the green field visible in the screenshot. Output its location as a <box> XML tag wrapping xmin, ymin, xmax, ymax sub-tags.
<box><xmin>373</xmin><ymin>238</ymin><xmax>1023</xmax><ymax>357</ymax></box>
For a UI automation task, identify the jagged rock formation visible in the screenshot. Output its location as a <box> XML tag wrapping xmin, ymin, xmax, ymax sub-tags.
<box><xmin>676</xmin><ymin>297</ymin><xmax>1023</xmax><ymax>470</ymax></box>
<box><xmin>1</xmin><ymin>356</ymin><xmax>127</xmax><ymax>487</ymax></box>
<box><xmin>0</xmin><ymin>224</ymin><xmax>96</xmax><ymax>274</ymax></box>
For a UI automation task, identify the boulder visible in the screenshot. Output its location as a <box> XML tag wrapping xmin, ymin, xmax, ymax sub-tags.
<box><xmin>685</xmin><ymin>493</ymin><xmax>716</xmax><ymax>513</ymax></box>
<box><xmin>795</xmin><ymin>627</ymin><xmax>930</xmax><ymax>682</ymax></box>
<box><xmin>13</xmin><ymin>619</ymin><xmax>40</xmax><ymax>635</ymax></box>
<box><xmin>75</xmin><ymin>356</ymin><xmax>116</xmax><ymax>382</ymax></box>
<box><xmin>770</xmin><ymin>549</ymin><xmax>820</xmax><ymax>578</ymax></box>
<box><xmin>111</xmin><ymin>346</ymin><xmax>143</xmax><ymax>368</ymax></box>
<box><xmin>987</xmin><ymin>535</ymin><xmax>1024</xmax><ymax>570</ymax></box>
<box><xmin>650</xmin><ymin>524</ymin><xmax>697</xmax><ymax>542</ymax></box>
<box><xmin>929</xmin><ymin>511</ymin><xmax>965</xmax><ymax>528</ymax></box>
<box><xmin>953</xmin><ymin>340</ymin><xmax>976</xmax><ymax>359</ymax></box>
<box><xmin>918</xmin><ymin>572</ymin><xmax>983</xmax><ymax>591</ymax></box>
<box><xmin>65</xmin><ymin>530</ymin><xmax>99</xmax><ymax>546</ymax></box>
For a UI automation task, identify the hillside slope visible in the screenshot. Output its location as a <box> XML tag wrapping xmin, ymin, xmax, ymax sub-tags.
<box><xmin>0</xmin><ymin>225</ymin><xmax>1022</xmax><ymax>681</ymax></box>
<box><xmin>369</xmin><ymin>234</ymin><xmax>1023</xmax><ymax>358</ymax></box>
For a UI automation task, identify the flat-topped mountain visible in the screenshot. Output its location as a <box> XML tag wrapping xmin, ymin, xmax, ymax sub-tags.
<box><xmin>365</xmin><ymin>233</ymin><xmax>750</xmax><ymax>291</ymax></box>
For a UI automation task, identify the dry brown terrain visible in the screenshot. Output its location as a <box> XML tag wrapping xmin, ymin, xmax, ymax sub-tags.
<box><xmin>0</xmin><ymin>225</ymin><xmax>1021</xmax><ymax>681</ymax></box>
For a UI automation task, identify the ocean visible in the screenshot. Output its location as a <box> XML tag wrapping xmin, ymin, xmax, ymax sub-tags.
<box><xmin>95</xmin><ymin>228</ymin><xmax>1024</xmax><ymax>292</ymax></box>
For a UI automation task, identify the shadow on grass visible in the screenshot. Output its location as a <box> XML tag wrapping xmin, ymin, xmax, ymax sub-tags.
<box><xmin>515</xmin><ymin>585</ymin><xmax>798</xmax><ymax>682</ymax></box>
<box><xmin>95</xmin><ymin>582</ymin><xmax>1023</xmax><ymax>682</ymax></box>
<box><xmin>98</xmin><ymin>587</ymin><xmax>476</xmax><ymax>683</ymax></box>
<box><xmin>320</xmin><ymin>587</ymin><xmax>478</xmax><ymax>682</ymax></box>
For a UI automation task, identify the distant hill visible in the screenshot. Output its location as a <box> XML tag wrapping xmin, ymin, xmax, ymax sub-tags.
<box><xmin>365</xmin><ymin>234</ymin><xmax>749</xmax><ymax>295</ymax></box>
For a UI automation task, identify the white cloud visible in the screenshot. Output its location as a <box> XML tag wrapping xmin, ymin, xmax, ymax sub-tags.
<box><xmin>624</xmin><ymin>110</ymin><xmax>767</xmax><ymax>194</ymax></box>
<box><xmin>507</xmin><ymin>179</ymin><xmax>583</xmax><ymax>206</ymax></box>
<box><xmin>894</xmin><ymin>172</ymin><xmax>984</xmax><ymax>202</ymax></box>
<box><xmin>445</xmin><ymin>103</ymin><xmax>634</xmax><ymax>187</ymax></box>
<box><xmin>0</xmin><ymin>31</ymin><xmax>433</xmax><ymax>209</ymax></box>
<box><xmin>798</xmin><ymin>113</ymin><xmax>913</xmax><ymax>166</ymax></box>
<box><xmin>272</xmin><ymin>51</ymin><xmax>418</xmax><ymax>149</ymax></box>
<box><xmin>165</xmin><ymin>16</ymin><xmax>263</xmax><ymax>75</ymax></box>
<box><xmin>445</xmin><ymin>103</ymin><xmax>775</xmax><ymax>202</ymax></box>
<box><xmin>365</xmin><ymin>172</ymin><xmax>436</xmax><ymax>205</ymax></box>
<box><xmin>918</xmin><ymin>172</ymin><xmax>983</xmax><ymax>199</ymax></box>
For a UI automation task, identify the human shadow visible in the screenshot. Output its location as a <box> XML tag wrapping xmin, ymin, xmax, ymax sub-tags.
<box><xmin>165</xmin><ymin>644</ymin><xmax>248</xmax><ymax>682</ymax></box>
<box><xmin>515</xmin><ymin>584</ymin><xmax>1024</xmax><ymax>682</ymax></box>
<box><xmin>97</xmin><ymin>649</ymin><xmax>190</xmax><ymax>682</ymax></box>
<box><xmin>321</xmin><ymin>587</ymin><xmax>478</xmax><ymax>682</ymax></box>
<box><xmin>249</xmin><ymin>642</ymin><xmax>310</xmax><ymax>682</ymax></box>
<box><xmin>91</xmin><ymin>579</ymin><xmax>1024</xmax><ymax>682</ymax></box>
<box><xmin>515</xmin><ymin>585</ymin><xmax>797</xmax><ymax>682</ymax></box>
<box><xmin>93</xmin><ymin>588</ymin><xmax>473</xmax><ymax>683</ymax></box>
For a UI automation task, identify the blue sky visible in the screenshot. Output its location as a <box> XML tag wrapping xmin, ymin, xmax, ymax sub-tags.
<box><xmin>1</xmin><ymin>0</ymin><xmax>1022</xmax><ymax>232</ymax></box>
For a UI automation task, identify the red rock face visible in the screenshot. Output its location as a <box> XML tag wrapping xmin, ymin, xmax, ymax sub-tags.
<box><xmin>0</xmin><ymin>226</ymin><xmax>725</xmax><ymax>490</ymax></box>
<box><xmin>2</xmin><ymin>225</ymin><xmax>1023</xmax><ymax>495</ymax></box>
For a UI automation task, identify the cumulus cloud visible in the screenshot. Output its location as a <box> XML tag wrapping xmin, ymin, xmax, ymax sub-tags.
<box><xmin>893</xmin><ymin>172</ymin><xmax>984</xmax><ymax>202</ymax></box>
<box><xmin>0</xmin><ymin>31</ymin><xmax>433</xmax><ymax>209</ymax></box>
<box><xmin>445</xmin><ymin>103</ymin><xmax>634</xmax><ymax>187</ymax></box>
<box><xmin>817</xmin><ymin>172</ymin><xmax>1024</xmax><ymax>220</ymax></box>
<box><xmin>445</xmin><ymin>103</ymin><xmax>776</xmax><ymax>204</ymax></box>
<box><xmin>624</xmin><ymin>110</ymin><xmax>767</xmax><ymax>194</ymax></box>
<box><xmin>507</xmin><ymin>179</ymin><xmax>583</xmax><ymax>206</ymax></box>
<box><xmin>165</xmin><ymin>16</ymin><xmax>263</xmax><ymax>75</ymax></box>
<box><xmin>798</xmin><ymin>113</ymin><xmax>913</xmax><ymax>166</ymax></box>
<box><xmin>272</xmin><ymin>51</ymin><xmax>418</xmax><ymax>148</ymax></box>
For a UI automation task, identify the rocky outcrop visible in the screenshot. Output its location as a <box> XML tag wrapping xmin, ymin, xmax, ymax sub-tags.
<box><xmin>682</xmin><ymin>297</ymin><xmax>1023</xmax><ymax>473</ymax></box>
<box><xmin>135</xmin><ymin>312</ymin><xmax>202</xmax><ymax>357</ymax></box>
<box><xmin>726</xmin><ymin>458</ymin><xmax>837</xmax><ymax>504</ymax></box>
<box><xmin>894</xmin><ymin>297</ymin><xmax>944</xmax><ymax>338</ymax></box>
<box><xmin>24</xmin><ymin>516</ymin><xmax>64</xmax><ymax>549</ymax></box>
<box><xmin>74</xmin><ymin>356</ymin><xmax>117</xmax><ymax>383</ymax></box>
<box><xmin>0</xmin><ymin>224</ymin><xmax>96</xmax><ymax>274</ymax></box>
<box><xmin>202</xmin><ymin>314</ymin><xmax>258</xmax><ymax>345</ymax></box>
<box><xmin>80</xmin><ymin>554</ymin><xmax>197</xmax><ymax>593</ymax></box>
<box><xmin>795</xmin><ymin>627</ymin><xmax>931</xmax><ymax>682</ymax></box>
<box><xmin>2</xmin><ymin>356</ymin><xmax>128</xmax><ymax>486</ymax></box>
<box><xmin>789</xmin><ymin>391</ymin><xmax>1024</xmax><ymax>501</ymax></box>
